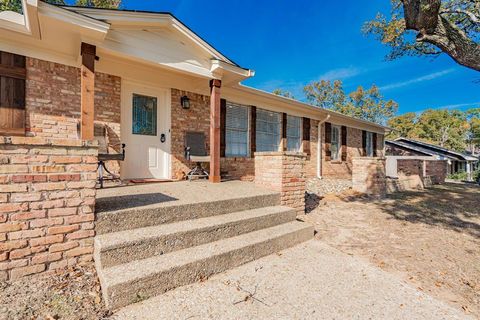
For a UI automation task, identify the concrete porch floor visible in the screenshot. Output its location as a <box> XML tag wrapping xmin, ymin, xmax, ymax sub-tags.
<box><xmin>95</xmin><ymin>180</ymin><xmax>278</xmax><ymax>214</ymax></box>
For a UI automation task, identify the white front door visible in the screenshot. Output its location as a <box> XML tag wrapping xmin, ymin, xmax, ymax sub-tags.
<box><xmin>121</xmin><ymin>82</ymin><xmax>171</xmax><ymax>179</ymax></box>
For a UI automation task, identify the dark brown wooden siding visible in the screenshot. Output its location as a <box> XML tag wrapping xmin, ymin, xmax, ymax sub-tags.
<box><xmin>325</xmin><ymin>122</ymin><xmax>331</xmax><ymax>161</ymax></box>
<box><xmin>362</xmin><ymin>130</ymin><xmax>367</xmax><ymax>156</ymax></box>
<box><xmin>302</xmin><ymin>117</ymin><xmax>310</xmax><ymax>155</ymax></box>
<box><xmin>220</xmin><ymin>98</ymin><xmax>226</xmax><ymax>157</ymax></box>
<box><xmin>250</xmin><ymin>106</ymin><xmax>256</xmax><ymax>157</ymax></box>
<box><xmin>341</xmin><ymin>125</ymin><xmax>347</xmax><ymax>161</ymax></box>
<box><xmin>0</xmin><ymin>51</ymin><xmax>26</xmax><ymax>135</ymax></box>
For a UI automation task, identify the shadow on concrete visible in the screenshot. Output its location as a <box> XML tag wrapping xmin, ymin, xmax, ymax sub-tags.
<box><xmin>96</xmin><ymin>193</ymin><xmax>178</xmax><ymax>213</ymax></box>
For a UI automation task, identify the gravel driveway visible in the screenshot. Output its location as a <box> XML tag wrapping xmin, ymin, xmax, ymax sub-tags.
<box><xmin>112</xmin><ymin>240</ymin><xmax>470</xmax><ymax>320</ymax></box>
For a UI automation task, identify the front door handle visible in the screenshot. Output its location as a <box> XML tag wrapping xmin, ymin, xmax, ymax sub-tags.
<box><xmin>160</xmin><ymin>133</ymin><xmax>166</xmax><ymax>143</ymax></box>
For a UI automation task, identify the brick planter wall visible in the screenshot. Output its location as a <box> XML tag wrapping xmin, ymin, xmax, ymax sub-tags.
<box><xmin>0</xmin><ymin>137</ymin><xmax>98</xmax><ymax>280</ymax></box>
<box><xmin>425</xmin><ymin>160</ymin><xmax>447</xmax><ymax>184</ymax></box>
<box><xmin>254</xmin><ymin>152</ymin><xmax>306</xmax><ymax>214</ymax></box>
<box><xmin>352</xmin><ymin>157</ymin><xmax>386</xmax><ymax>196</ymax></box>
<box><xmin>397</xmin><ymin>159</ymin><xmax>424</xmax><ymax>190</ymax></box>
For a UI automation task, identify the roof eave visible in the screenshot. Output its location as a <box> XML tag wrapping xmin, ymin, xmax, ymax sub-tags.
<box><xmin>233</xmin><ymin>83</ymin><xmax>390</xmax><ymax>132</ymax></box>
<box><xmin>62</xmin><ymin>6</ymin><xmax>242</xmax><ymax>67</ymax></box>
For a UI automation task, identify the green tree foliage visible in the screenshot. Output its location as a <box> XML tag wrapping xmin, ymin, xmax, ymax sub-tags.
<box><xmin>75</xmin><ymin>0</ymin><xmax>121</xmax><ymax>9</ymax></box>
<box><xmin>466</xmin><ymin>108</ymin><xmax>480</xmax><ymax>152</ymax></box>
<box><xmin>303</xmin><ymin>80</ymin><xmax>346</xmax><ymax>110</ymax></box>
<box><xmin>386</xmin><ymin>112</ymin><xmax>420</xmax><ymax>139</ymax></box>
<box><xmin>0</xmin><ymin>0</ymin><xmax>121</xmax><ymax>12</ymax></box>
<box><xmin>388</xmin><ymin>108</ymin><xmax>475</xmax><ymax>151</ymax></box>
<box><xmin>0</xmin><ymin>0</ymin><xmax>23</xmax><ymax>13</ymax></box>
<box><xmin>272</xmin><ymin>89</ymin><xmax>295</xmax><ymax>99</ymax></box>
<box><xmin>363</xmin><ymin>0</ymin><xmax>480</xmax><ymax>71</ymax></box>
<box><xmin>416</xmin><ymin>109</ymin><xmax>468</xmax><ymax>151</ymax></box>
<box><xmin>304</xmin><ymin>80</ymin><xmax>398</xmax><ymax>125</ymax></box>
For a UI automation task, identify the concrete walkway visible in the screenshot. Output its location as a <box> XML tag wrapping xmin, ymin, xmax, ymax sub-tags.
<box><xmin>112</xmin><ymin>240</ymin><xmax>470</xmax><ymax>320</ymax></box>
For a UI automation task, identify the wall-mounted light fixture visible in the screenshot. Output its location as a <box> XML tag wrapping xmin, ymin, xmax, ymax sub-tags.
<box><xmin>181</xmin><ymin>95</ymin><xmax>190</xmax><ymax>109</ymax></box>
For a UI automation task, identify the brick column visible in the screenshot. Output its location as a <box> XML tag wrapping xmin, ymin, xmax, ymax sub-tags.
<box><xmin>352</xmin><ymin>157</ymin><xmax>386</xmax><ymax>196</ymax></box>
<box><xmin>254</xmin><ymin>152</ymin><xmax>306</xmax><ymax>214</ymax></box>
<box><xmin>209</xmin><ymin>79</ymin><xmax>221</xmax><ymax>183</ymax></box>
<box><xmin>0</xmin><ymin>137</ymin><xmax>98</xmax><ymax>280</ymax></box>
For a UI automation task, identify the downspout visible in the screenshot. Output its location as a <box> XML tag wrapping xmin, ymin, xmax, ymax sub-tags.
<box><xmin>317</xmin><ymin>114</ymin><xmax>331</xmax><ymax>179</ymax></box>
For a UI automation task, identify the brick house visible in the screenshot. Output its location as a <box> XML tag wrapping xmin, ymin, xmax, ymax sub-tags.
<box><xmin>0</xmin><ymin>3</ymin><xmax>388</xmax><ymax>183</ymax></box>
<box><xmin>0</xmin><ymin>3</ymin><xmax>389</xmax><ymax>282</ymax></box>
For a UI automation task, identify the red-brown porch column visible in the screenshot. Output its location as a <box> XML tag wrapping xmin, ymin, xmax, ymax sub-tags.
<box><xmin>209</xmin><ymin>79</ymin><xmax>222</xmax><ymax>183</ymax></box>
<box><xmin>80</xmin><ymin>42</ymin><xmax>96</xmax><ymax>141</ymax></box>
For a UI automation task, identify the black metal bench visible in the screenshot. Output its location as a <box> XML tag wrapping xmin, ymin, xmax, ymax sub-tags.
<box><xmin>95</xmin><ymin>123</ymin><xmax>126</xmax><ymax>188</ymax></box>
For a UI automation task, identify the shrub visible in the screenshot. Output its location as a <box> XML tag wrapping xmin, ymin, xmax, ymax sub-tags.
<box><xmin>447</xmin><ymin>169</ymin><xmax>480</xmax><ymax>182</ymax></box>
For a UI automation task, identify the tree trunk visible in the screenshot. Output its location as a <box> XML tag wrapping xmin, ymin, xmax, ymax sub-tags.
<box><xmin>402</xmin><ymin>0</ymin><xmax>480</xmax><ymax>71</ymax></box>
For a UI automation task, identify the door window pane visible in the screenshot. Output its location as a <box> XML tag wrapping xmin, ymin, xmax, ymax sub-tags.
<box><xmin>256</xmin><ymin>109</ymin><xmax>281</xmax><ymax>152</ymax></box>
<box><xmin>132</xmin><ymin>94</ymin><xmax>157</xmax><ymax>136</ymax></box>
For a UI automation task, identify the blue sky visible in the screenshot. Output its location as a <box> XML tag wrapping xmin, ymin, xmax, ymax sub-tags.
<box><xmin>80</xmin><ymin>1</ymin><xmax>480</xmax><ymax>114</ymax></box>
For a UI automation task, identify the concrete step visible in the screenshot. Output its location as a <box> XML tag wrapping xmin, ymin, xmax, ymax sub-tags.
<box><xmin>98</xmin><ymin>221</ymin><xmax>313</xmax><ymax>310</ymax></box>
<box><xmin>96</xmin><ymin>193</ymin><xmax>280</xmax><ymax>234</ymax></box>
<box><xmin>95</xmin><ymin>206</ymin><xmax>297</xmax><ymax>268</ymax></box>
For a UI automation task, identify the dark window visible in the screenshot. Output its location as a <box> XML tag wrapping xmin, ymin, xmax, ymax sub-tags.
<box><xmin>0</xmin><ymin>51</ymin><xmax>26</xmax><ymax>135</ymax></box>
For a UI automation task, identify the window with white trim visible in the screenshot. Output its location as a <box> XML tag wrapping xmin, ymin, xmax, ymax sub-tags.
<box><xmin>331</xmin><ymin>125</ymin><xmax>341</xmax><ymax>160</ymax></box>
<box><xmin>256</xmin><ymin>109</ymin><xmax>281</xmax><ymax>152</ymax></box>
<box><xmin>366</xmin><ymin>131</ymin><xmax>374</xmax><ymax>157</ymax></box>
<box><xmin>225</xmin><ymin>102</ymin><xmax>249</xmax><ymax>157</ymax></box>
<box><xmin>287</xmin><ymin>115</ymin><xmax>301</xmax><ymax>151</ymax></box>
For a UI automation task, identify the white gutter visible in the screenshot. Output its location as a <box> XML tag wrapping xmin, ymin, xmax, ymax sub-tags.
<box><xmin>317</xmin><ymin>114</ymin><xmax>330</xmax><ymax>179</ymax></box>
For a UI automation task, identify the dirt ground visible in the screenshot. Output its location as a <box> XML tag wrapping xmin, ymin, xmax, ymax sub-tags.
<box><xmin>0</xmin><ymin>265</ymin><xmax>110</xmax><ymax>320</ymax></box>
<box><xmin>305</xmin><ymin>182</ymin><xmax>480</xmax><ymax>318</ymax></box>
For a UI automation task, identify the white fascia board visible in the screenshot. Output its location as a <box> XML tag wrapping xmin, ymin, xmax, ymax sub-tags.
<box><xmin>65</xmin><ymin>8</ymin><xmax>171</xmax><ymax>27</ymax></box>
<box><xmin>211</xmin><ymin>59</ymin><xmax>254</xmax><ymax>79</ymax></box>
<box><xmin>39</xmin><ymin>3</ymin><xmax>110</xmax><ymax>39</ymax></box>
<box><xmin>232</xmin><ymin>83</ymin><xmax>390</xmax><ymax>133</ymax></box>
<box><xmin>169</xmin><ymin>19</ymin><xmax>234</xmax><ymax>65</ymax></box>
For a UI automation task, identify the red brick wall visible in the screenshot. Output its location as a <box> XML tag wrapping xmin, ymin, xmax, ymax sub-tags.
<box><xmin>320</xmin><ymin>123</ymin><xmax>384</xmax><ymax>179</ymax></box>
<box><xmin>385</xmin><ymin>144</ymin><xmax>420</xmax><ymax>156</ymax></box>
<box><xmin>425</xmin><ymin>160</ymin><xmax>447</xmax><ymax>184</ymax></box>
<box><xmin>26</xmin><ymin>58</ymin><xmax>121</xmax><ymax>140</ymax></box>
<box><xmin>170</xmin><ymin>88</ymin><xmax>254</xmax><ymax>180</ymax></box>
<box><xmin>25</xmin><ymin>57</ymin><xmax>121</xmax><ymax>172</ymax></box>
<box><xmin>0</xmin><ymin>137</ymin><xmax>97</xmax><ymax>280</ymax></box>
<box><xmin>304</xmin><ymin>119</ymin><xmax>319</xmax><ymax>178</ymax></box>
<box><xmin>255</xmin><ymin>152</ymin><xmax>306</xmax><ymax>214</ymax></box>
<box><xmin>352</xmin><ymin>157</ymin><xmax>386</xmax><ymax>196</ymax></box>
<box><xmin>397</xmin><ymin>159</ymin><xmax>423</xmax><ymax>177</ymax></box>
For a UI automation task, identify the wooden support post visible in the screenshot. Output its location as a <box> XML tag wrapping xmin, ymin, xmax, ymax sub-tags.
<box><xmin>209</xmin><ymin>79</ymin><xmax>222</xmax><ymax>183</ymax></box>
<box><xmin>80</xmin><ymin>43</ymin><xmax>96</xmax><ymax>141</ymax></box>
